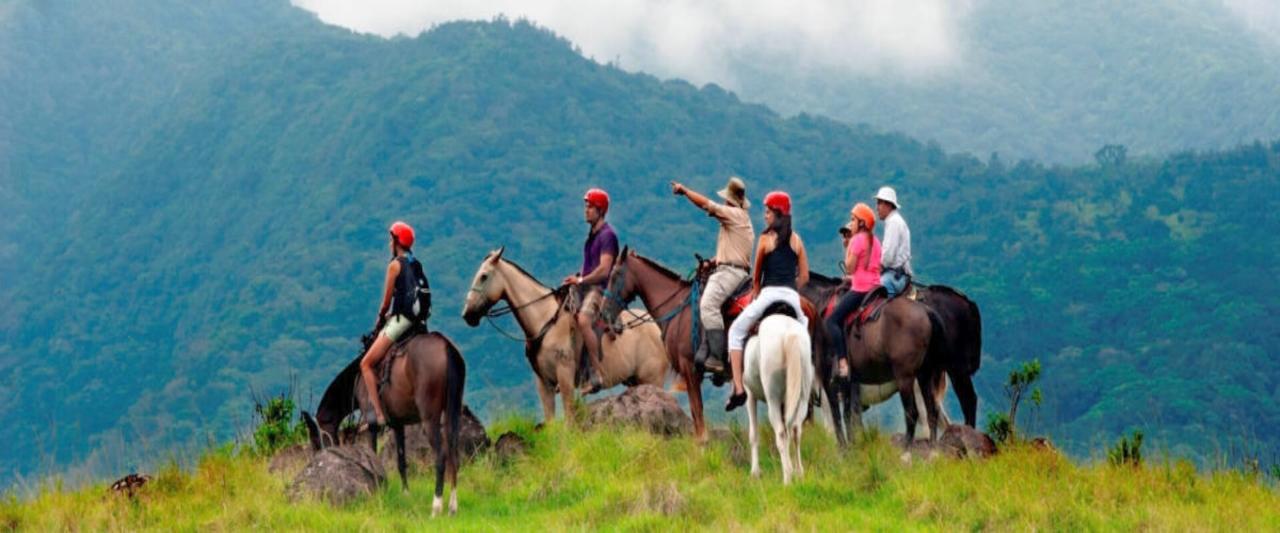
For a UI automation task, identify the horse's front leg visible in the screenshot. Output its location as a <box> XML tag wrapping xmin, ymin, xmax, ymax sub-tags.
<box><xmin>683</xmin><ymin>360</ymin><xmax>707</xmax><ymax>444</ymax></box>
<box><xmin>557</xmin><ymin>358</ymin><xmax>578</xmax><ymax>427</ymax></box>
<box><xmin>535</xmin><ymin>374</ymin><xmax>556</xmax><ymax>424</ymax></box>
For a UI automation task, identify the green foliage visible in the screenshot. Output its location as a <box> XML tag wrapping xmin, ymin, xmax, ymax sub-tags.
<box><xmin>251</xmin><ymin>394</ymin><xmax>305</xmax><ymax>457</ymax></box>
<box><xmin>985</xmin><ymin>413</ymin><xmax>1013</xmax><ymax>445</ymax></box>
<box><xmin>1</xmin><ymin>3</ymin><xmax>1279</xmax><ymax>484</ymax></box>
<box><xmin>5</xmin><ymin>423</ymin><xmax>1280</xmax><ymax>530</ymax></box>
<box><xmin>1109</xmin><ymin>430</ymin><xmax>1146</xmax><ymax>467</ymax></box>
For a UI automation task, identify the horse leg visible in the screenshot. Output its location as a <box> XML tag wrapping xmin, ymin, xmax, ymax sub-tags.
<box><xmin>558</xmin><ymin>362</ymin><xmax>577</xmax><ymax>427</ymax></box>
<box><xmin>897</xmin><ymin>375</ymin><xmax>919</xmax><ymax>443</ymax></box>
<box><xmin>684</xmin><ymin>362</ymin><xmax>707</xmax><ymax>444</ymax></box>
<box><xmin>917</xmin><ymin>374</ymin><xmax>942</xmax><ymax>445</ymax></box>
<box><xmin>427</xmin><ymin>419</ymin><xmax>445</xmax><ymax>517</ymax></box>
<box><xmin>793</xmin><ymin>423</ymin><xmax>805</xmax><ymax>479</ymax></box>
<box><xmin>949</xmin><ymin>368</ymin><xmax>979</xmax><ymax>428</ymax></box>
<box><xmin>394</xmin><ymin>425</ymin><xmax>409</xmax><ymax>492</ymax></box>
<box><xmin>822</xmin><ymin>377</ymin><xmax>846</xmax><ymax>448</ymax></box>
<box><xmin>747</xmin><ymin>390</ymin><xmax>760</xmax><ymax>478</ymax></box>
<box><xmin>847</xmin><ymin>371</ymin><xmax>864</xmax><ymax>438</ymax></box>
<box><xmin>535</xmin><ymin>375</ymin><xmax>556</xmax><ymax>424</ymax></box>
<box><xmin>770</xmin><ymin>400</ymin><xmax>792</xmax><ymax>485</ymax></box>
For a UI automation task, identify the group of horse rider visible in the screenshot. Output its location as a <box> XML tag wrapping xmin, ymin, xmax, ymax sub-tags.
<box><xmin>354</xmin><ymin>179</ymin><xmax>914</xmax><ymax>426</ymax></box>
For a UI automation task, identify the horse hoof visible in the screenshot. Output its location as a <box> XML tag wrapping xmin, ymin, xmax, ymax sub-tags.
<box><xmin>899</xmin><ymin>451</ymin><xmax>912</xmax><ymax>464</ymax></box>
<box><xmin>432</xmin><ymin>496</ymin><xmax>443</xmax><ymax>517</ymax></box>
<box><xmin>750</xmin><ymin>469</ymin><xmax>761</xmax><ymax>479</ymax></box>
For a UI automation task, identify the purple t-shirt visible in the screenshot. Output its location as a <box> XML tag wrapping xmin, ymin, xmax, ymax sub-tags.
<box><xmin>581</xmin><ymin>222</ymin><xmax>619</xmax><ymax>286</ymax></box>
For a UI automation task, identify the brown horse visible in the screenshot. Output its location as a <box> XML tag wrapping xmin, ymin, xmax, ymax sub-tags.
<box><xmin>302</xmin><ymin>331</ymin><xmax>466</xmax><ymax>516</ymax></box>
<box><xmin>461</xmin><ymin>247</ymin><xmax>669</xmax><ymax>424</ymax></box>
<box><xmin>601</xmin><ymin>247</ymin><xmax>742</xmax><ymax>442</ymax></box>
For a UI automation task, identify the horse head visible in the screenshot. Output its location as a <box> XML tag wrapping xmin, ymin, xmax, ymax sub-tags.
<box><xmin>600</xmin><ymin>246</ymin><xmax>639</xmax><ymax>329</ymax></box>
<box><xmin>462</xmin><ymin>246</ymin><xmax>506</xmax><ymax>326</ymax></box>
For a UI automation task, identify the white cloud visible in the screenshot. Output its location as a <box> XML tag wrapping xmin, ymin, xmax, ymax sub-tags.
<box><xmin>290</xmin><ymin>0</ymin><xmax>974</xmax><ymax>87</ymax></box>
<box><xmin>1222</xmin><ymin>0</ymin><xmax>1280</xmax><ymax>46</ymax></box>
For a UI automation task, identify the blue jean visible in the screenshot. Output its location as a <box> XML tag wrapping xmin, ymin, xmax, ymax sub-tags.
<box><xmin>881</xmin><ymin>269</ymin><xmax>908</xmax><ymax>297</ymax></box>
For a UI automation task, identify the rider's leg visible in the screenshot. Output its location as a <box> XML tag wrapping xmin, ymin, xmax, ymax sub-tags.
<box><xmin>577</xmin><ymin>289</ymin><xmax>605</xmax><ymax>391</ymax></box>
<box><xmin>360</xmin><ymin>314</ymin><xmax>411</xmax><ymax>426</ymax></box>
<box><xmin>701</xmin><ymin>267</ymin><xmax>748</xmax><ymax>372</ymax></box>
<box><xmin>726</xmin><ymin>291</ymin><xmax>771</xmax><ymax>411</ymax></box>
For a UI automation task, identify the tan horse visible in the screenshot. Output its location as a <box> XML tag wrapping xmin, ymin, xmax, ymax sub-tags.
<box><xmin>461</xmin><ymin>247</ymin><xmax>669</xmax><ymax>424</ymax></box>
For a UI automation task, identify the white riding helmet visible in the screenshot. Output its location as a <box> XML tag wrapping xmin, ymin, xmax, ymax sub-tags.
<box><xmin>875</xmin><ymin>186</ymin><xmax>899</xmax><ymax>208</ymax></box>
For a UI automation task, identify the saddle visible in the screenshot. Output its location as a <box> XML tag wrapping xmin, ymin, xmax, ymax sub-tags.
<box><xmin>819</xmin><ymin>285</ymin><xmax>890</xmax><ymax>336</ymax></box>
<box><xmin>378</xmin><ymin>323</ymin><xmax>428</xmax><ymax>387</ymax></box>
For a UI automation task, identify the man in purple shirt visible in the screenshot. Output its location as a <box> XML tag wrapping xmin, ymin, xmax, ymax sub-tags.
<box><xmin>563</xmin><ymin>188</ymin><xmax>619</xmax><ymax>393</ymax></box>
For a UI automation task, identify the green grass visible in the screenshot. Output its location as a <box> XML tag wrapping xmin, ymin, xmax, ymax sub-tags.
<box><xmin>4</xmin><ymin>419</ymin><xmax>1279</xmax><ymax>531</ymax></box>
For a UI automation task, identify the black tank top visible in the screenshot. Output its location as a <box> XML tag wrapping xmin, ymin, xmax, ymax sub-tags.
<box><xmin>761</xmin><ymin>233</ymin><xmax>798</xmax><ymax>289</ymax></box>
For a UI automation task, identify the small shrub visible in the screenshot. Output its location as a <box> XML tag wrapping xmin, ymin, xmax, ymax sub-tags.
<box><xmin>252</xmin><ymin>393</ymin><xmax>306</xmax><ymax>456</ymax></box>
<box><xmin>984</xmin><ymin>412</ymin><xmax>1012</xmax><ymax>445</ymax></box>
<box><xmin>1108</xmin><ymin>429</ymin><xmax>1144</xmax><ymax>467</ymax></box>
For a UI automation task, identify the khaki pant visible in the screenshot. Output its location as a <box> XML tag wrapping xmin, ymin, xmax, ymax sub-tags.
<box><xmin>576</xmin><ymin>286</ymin><xmax>605</xmax><ymax>323</ymax></box>
<box><xmin>700</xmin><ymin>266</ymin><xmax>749</xmax><ymax>330</ymax></box>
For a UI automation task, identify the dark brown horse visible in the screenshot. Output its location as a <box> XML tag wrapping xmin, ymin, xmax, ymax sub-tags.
<box><xmin>600</xmin><ymin>247</ymin><xmax>716</xmax><ymax>442</ymax></box>
<box><xmin>302</xmin><ymin>331</ymin><xmax>466</xmax><ymax>516</ymax></box>
<box><xmin>804</xmin><ymin>271</ymin><xmax>981</xmax><ymax>444</ymax></box>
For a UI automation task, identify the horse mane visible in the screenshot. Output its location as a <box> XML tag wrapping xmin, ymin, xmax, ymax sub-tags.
<box><xmin>808</xmin><ymin>270</ymin><xmax>843</xmax><ymax>287</ymax></box>
<box><xmin>314</xmin><ymin>353</ymin><xmax>363</xmax><ymax>427</ymax></box>
<box><xmin>630</xmin><ymin>251</ymin><xmax>687</xmax><ymax>282</ymax></box>
<box><xmin>497</xmin><ymin>256</ymin><xmax>546</xmax><ymax>286</ymax></box>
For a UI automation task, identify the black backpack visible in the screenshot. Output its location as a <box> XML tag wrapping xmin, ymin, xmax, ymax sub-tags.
<box><xmin>393</xmin><ymin>255</ymin><xmax>432</xmax><ymax>323</ymax></box>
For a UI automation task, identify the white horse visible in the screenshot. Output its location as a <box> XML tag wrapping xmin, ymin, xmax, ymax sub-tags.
<box><xmin>743</xmin><ymin>314</ymin><xmax>815</xmax><ymax>485</ymax></box>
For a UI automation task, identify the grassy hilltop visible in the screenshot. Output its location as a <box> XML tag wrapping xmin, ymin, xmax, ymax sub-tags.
<box><xmin>4</xmin><ymin>417</ymin><xmax>1278</xmax><ymax>531</ymax></box>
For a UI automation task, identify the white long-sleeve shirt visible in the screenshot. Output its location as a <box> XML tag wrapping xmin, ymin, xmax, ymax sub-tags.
<box><xmin>880</xmin><ymin>210</ymin><xmax>913</xmax><ymax>275</ymax></box>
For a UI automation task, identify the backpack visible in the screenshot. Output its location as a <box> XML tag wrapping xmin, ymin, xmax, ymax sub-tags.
<box><xmin>393</xmin><ymin>255</ymin><xmax>432</xmax><ymax>323</ymax></box>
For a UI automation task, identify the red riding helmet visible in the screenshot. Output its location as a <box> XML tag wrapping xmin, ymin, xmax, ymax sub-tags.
<box><xmin>583</xmin><ymin>188</ymin><xmax>610</xmax><ymax>213</ymax></box>
<box><xmin>389</xmin><ymin>221</ymin><xmax>415</xmax><ymax>249</ymax></box>
<box><xmin>763</xmin><ymin>191</ymin><xmax>792</xmax><ymax>216</ymax></box>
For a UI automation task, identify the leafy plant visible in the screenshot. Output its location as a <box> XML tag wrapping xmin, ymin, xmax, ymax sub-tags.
<box><xmin>1108</xmin><ymin>429</ymin><xmax>1145</xmax><ymax>467</ymax></box>
<box><xmin>251</xmin><ymin>392</ymin><xmax>306</xmax><ymax>456</ymax></box>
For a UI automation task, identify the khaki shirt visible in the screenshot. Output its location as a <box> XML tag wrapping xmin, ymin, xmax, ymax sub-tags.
<box><xmin>705</xmin><ymin>203</ymin><xmax>754</xmax><ymax>267</ymax></box>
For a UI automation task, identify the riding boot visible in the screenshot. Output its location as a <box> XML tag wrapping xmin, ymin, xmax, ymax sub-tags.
<box><xmin>702</xmin><ymin>330</ymin><xmax>727</xmax><ymax>374</ymax></box>
<box><xmin>694</xmin><ymin>329</ymin><xmax>710</xmax><ymax>367</ymax></box>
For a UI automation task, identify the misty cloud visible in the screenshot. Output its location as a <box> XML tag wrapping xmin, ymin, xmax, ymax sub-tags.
<box><xmin>291</xmin><ymin>0</ymin><xmax>975</xmax><ymax>87</ymax></box>
<box><xmin>1222</xmin><ymin>0</ymin><xmax>1280</xmax><ymax>46</ymax></box>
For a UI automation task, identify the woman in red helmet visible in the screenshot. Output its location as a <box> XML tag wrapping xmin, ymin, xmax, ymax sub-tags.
<box><xmin>725</xmin><ymin>191</ymin><xmax>810</xmax><ymax>411</ymax></box>
<box><xmin>360</xmin><ymin>221</ymin><xmax>431</xmax><ymax>431</ymax></box>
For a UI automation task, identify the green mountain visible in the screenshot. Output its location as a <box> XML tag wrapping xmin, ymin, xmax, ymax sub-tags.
<box><xmin>734</xmin><ymin>0</ymin><xmax>1280</xmax><ymax>163</ymax></box>
<box><xmin>2</xmin><ymin>2</ymin><xmax>1277</xmax><ymax>484</ymax></box>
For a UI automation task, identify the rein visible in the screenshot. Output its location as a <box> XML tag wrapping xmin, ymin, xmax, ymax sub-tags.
<box><xmin>607</xmin><ymin>258</ymin><xmax>697</xmax><ymax>332</ymax></box>
<box><xmin>474</xmin><ymin>265</ymin><xmax>570</xmax><ymax>344</ymax></box>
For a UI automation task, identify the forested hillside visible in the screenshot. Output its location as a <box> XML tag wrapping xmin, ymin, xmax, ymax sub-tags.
<box><xmin>1</xmin><ymin>1</ymin><xmax>1277</xmax><ymax>484</ymax></box>
<box><xmin>734</xmin><ymin>0</ymin><xmax>1280</xmax><ymax>163</ymax></box>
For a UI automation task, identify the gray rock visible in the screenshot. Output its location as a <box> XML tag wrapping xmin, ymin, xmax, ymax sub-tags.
<box><xmin>937</xmin><ymin>425</ymin><xmax>998</xmax><ymax>459</ymax></box>
<box><xmin>493</xmin><ymin>431</ymin><xmax>528</xmax><ymax>462</ymax></box>
<box><xmin>380</xmin><ymin>405</ymin><xmax>491</xmax><ymax>470</ymax></box>
<box><xmin>289</xmin><ymin>445</ymin><xmax>385</xmax><ymax>505</ymax></box>
<box><xmin>585</xmin><ymin>385</ymin><xmax>692</xmax><ymax>436</ymax></box>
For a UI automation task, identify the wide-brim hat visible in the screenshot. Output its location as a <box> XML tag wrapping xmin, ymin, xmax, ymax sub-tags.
<box><xmin>875</xmin><ymin>186</ymin><xmax>899</xmax><ymax>208</ymax></box>
<box><xmin>716</xmin><ymin>176</ymin><xmax>749</xmax><ymax>208</ymax></box>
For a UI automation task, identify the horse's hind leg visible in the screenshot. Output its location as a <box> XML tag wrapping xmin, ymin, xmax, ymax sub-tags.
<box><xmin>916</xmin><ymin>374</ymin><xmax>942</xmax><ymax>444</ymax></box>
<box><xmin>446</xmin><ymin>426</ymin><xmax>459</xmax><ymax>515</ymax></box>
<box><xmin>747</xmin><ymin>390</ymin><xmax>761</xmax><ymax>478</ymax></box>
<box><xmin>535</xmin><ymin>375</ymin><xmax>556</xmax><ymax>424</ymax></box>
<box><xmin>426</xmin><ymin>418</ymin><xmax>445</xmax><ymax>517</ymax></box>
<box><xmin>394</xmin><ymin>425</ymin><xmax>409</xmax><ymax>492</ymax></box>
<box><xmin>823</xmin><ymin>379</ymin><xmax>847</xmax><ymax>448</ymax></box>
<box><xmin>897</xmin><ymin>375</ymin><xmax>920</xmax><ymax>444</ymax></box>
<box><xmin>793</xmin><ymin>423</ymin><xmax>804</xmax><ymax>479</ymax></box>
<box><xmin>949</xmin><ymin>368</ymin><xmax>979</xmax><ymax>428</ymax></box>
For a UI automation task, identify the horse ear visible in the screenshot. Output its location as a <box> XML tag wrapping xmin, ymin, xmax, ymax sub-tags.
<box><xmin>622</xmin><ymin>245</ymin><xmax>630</xmax><ymax>257</ymax></box>
<box><xmin>491</xmin><ymin>245</ymin><xmax>505</xmax><ymax>263</ymax></box>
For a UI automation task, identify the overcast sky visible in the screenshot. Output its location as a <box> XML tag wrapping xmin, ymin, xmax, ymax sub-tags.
<box><xmin>291</xmin><ymin>0</ymin><xmax>1279</xmax><ymax>88</ymax></box>
<box><xmin>291</xmin><ymin>0</ymin><xmax>978</xmax><ymax>87</ymax></box>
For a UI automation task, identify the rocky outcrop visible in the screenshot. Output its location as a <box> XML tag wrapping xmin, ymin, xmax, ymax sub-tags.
<box><xmin>892</xmin><ymin>425</ymin><xmax>998</xmax><ymax>459</ymax></box>
<box><xmin>379</xmin><ymin>406</ymin><xmax>491</xmax><ymax>470</ymax></box>
<box><xmin>585</xmin><ymin>385</ymin><xmax>692</xmax><ymax>436</ymax></box>
<box><xmin>289</xmin><ymin>445</ymin><xmax>385</xmax><ymax>505</ymax></box>
<box><xmin>493</xmin><ymin>431</ymin><xmax>529</xmax><ymax>462</ymax></box>
<box><xmin>937</xmin><ymin>425</ymin><xmax>998</xmax><ymax>458</ymax></box>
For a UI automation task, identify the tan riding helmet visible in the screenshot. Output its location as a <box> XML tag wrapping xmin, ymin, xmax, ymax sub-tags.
<box><xmin>717</xmin><ymin>176</ymin><xmax>749</xmax><ymax>208</ymax></box>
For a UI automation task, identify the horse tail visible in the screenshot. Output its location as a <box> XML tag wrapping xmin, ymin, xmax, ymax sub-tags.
<box><xmin>925</xmin><ymin>307</ymin><xmax>948</xmax><ymax>382</ymax></box>
<box><xmin>444</xmin><ymin>337</ymin><xmax>467</xmax><ymax>466</ymax></box>
<box><xmin>965</xmin><ymin>296</ymin><xmax>982</xmax><ymax>374</ymax></box>
<box><xmin>782</xmin><ymin>320</ymin><xmax>812</xmax><ymax>430</ymax></box>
